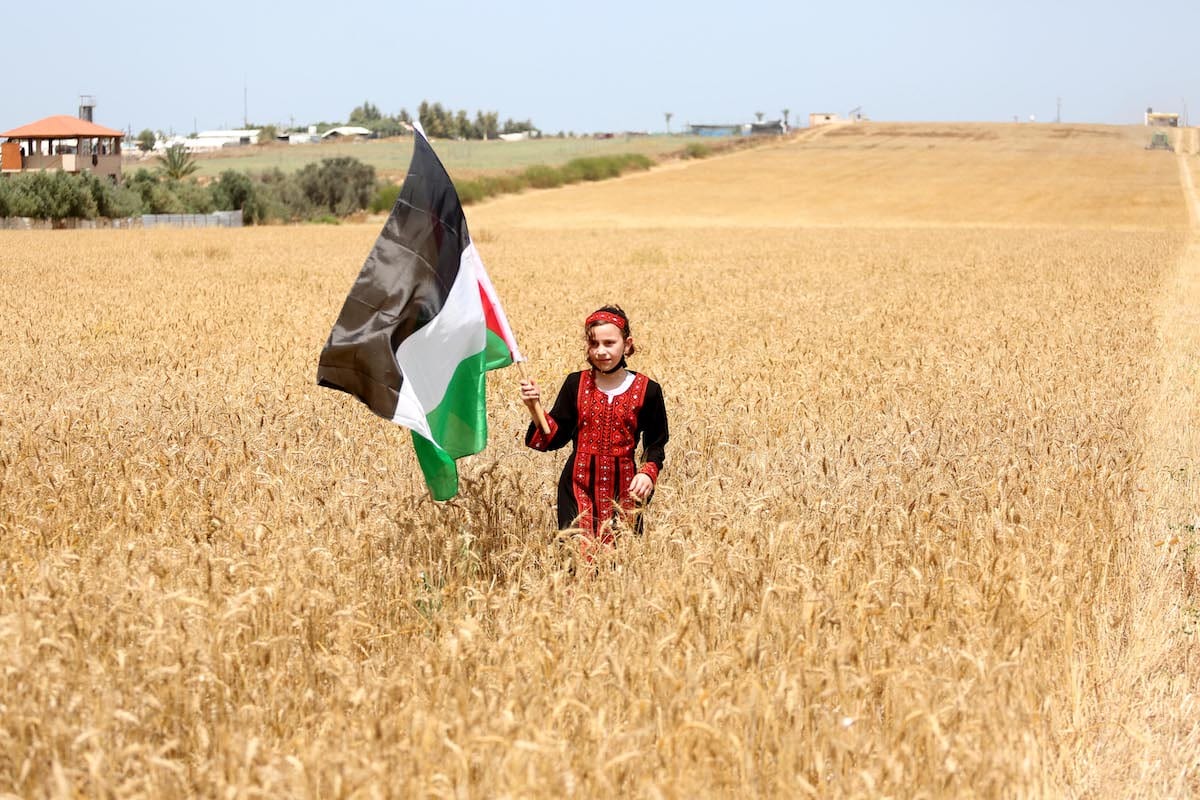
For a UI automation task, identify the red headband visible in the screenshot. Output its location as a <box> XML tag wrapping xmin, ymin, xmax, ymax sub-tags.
<box><xmin>585</xmin><ymin>311</ymin><xmax>627</xmax><ymax>330</ymax></box>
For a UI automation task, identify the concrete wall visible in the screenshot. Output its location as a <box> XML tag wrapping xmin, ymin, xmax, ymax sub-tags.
<box><xmin>0</xmin><ymin>211</ymin><xmax>242</xmax><ymax>230</ymax></box>
<box><xmin>14</xmin><ymin>153</ymin><xmax>122</xmax><ymax>180</ymax></box>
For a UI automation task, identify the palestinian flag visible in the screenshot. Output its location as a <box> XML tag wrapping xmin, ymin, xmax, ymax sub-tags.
<box><xmin>317</xmin><ymin>123</ymin><xmax>522</xmax><ymax>501</ymax></box>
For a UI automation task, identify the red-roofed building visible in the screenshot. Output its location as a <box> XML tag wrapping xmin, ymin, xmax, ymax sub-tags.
<box><xmin>1</xmin><ymin>115</ymin><xmax>125</xmax><ymax>181</ymax></box>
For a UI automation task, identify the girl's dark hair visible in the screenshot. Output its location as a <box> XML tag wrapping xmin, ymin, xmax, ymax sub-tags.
<box><xmin>585</xmin><ymin>304</ymin><xmax>636</xmax><ymax>356</ymax></box>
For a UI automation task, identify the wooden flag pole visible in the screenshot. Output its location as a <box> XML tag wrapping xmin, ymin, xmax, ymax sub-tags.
<box><xmin>517</xmin><ymin>362</ymin><xmax>551</xmax><ymax>435</ymax></box>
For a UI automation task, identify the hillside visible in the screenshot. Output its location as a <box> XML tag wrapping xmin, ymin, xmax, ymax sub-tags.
<box><xmin>125</xmin><ymin>134</ymin><xmax>713</xmax><ymax>181</ymax></box>
<box><xmin>474</xmin><ymin>122</ymin><xmax>1186</xmax><ymax>230</ymax></box>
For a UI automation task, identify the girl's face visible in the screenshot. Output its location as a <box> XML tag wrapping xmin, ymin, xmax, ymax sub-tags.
<box><xmin>587</xmin><ymin>323</ymin><xmax>631</xmax><ymax>371</ymax></box>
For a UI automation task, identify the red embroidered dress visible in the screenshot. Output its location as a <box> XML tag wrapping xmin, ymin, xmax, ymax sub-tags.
<box><xmin>526</xmin><ymin>370</ymin><xmax>668</xmax><ymax>539</ymax></box>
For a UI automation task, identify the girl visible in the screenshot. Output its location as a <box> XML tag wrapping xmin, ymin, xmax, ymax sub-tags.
<box><xmin>520</xmin><ymin>305</ymin><xmax>669</xmax><ymax>546</ymax></box>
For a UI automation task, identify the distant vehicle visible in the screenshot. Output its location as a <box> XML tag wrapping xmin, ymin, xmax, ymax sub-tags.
<box><xmin>1146</xmin><ymin>131</ymin><xmax>1174</xmax><ymax>151</ymax></box>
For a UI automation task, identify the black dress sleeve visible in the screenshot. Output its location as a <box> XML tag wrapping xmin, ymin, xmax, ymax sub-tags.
<box><xmin>525</xmin><ymin>372</ymin><xmax>581</xmax><ymax>452</ymax></box>
<box><xmin>638</xmin><ymin>380</ymin><xmax>668</xmax><ymax>470</ymax></box>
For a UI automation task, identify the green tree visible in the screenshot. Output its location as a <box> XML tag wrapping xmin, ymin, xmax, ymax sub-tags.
<box><xmin>501</xmin><ymin>117</ymin><xmax>536</xmax><ymax>135</ymax></box>
<box><xmin>212</xmin><ymin>170</ymin><xmax>267</xmax><ymax>224</ymax></box>
<box><xmin>474</xmin><ymin>110</ymin><xmax>497</xmax><ymax>140</ymax></box>
<box><xmin>4</xmin><ymin>171</ymin><xmax>99</xmax><ymax>219</ymax></box>
<box><xmin>296</xmin><ymin>157</ymin><xmax>376</xmax><ymax>216</ymax></box>
<box><xmin>257</xmin><ymin>124</ymin><xmax>278</xmax><ymax>144</ymax></box>
<box><xmin>136</xmin><ymin>129</ymin><xmax>156</xmax><ymax>152</ymax></box>
<box><xmin>169</xmin><ymin>179</ymin><xmax>215</xmax><ymax>213</ymax></box>
<box><xmin>82</xmin><ymin>174</ymin><xmax>143</xmax><ymax>218</ymax></box>
<box><xmin>349</xmin><ymin>100</ymin><xmax>382</xmax><ymax>124</ymax></box>
<box><xmin>258</xmin><ymin>167</ymin><xmax>313</xmax><ymax>221</ymax></box>
<box><xmin>419</xmin><ymin>102</ymin><xmax>454</xmax><ymax>139</ymax></box>
<box><xmin>123</xmin><ymin>168</ymin><xmax>187</xmax><ymax>214</ymax></box>
<box><xmin>158</xmin><ymin>145</ymin><xmax>199</xmax><ymax>180</ymax></box>
<box><xmin>455</xmin><ymin>109</ymin><xmax>472</xmax><ymax>139</ymax></box>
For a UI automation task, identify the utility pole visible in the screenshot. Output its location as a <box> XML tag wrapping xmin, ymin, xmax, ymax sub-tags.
<box><xmin>664</xmin><ymin>112</ymin><xmax>672</xmax><ymax>135</ymax></box>
<box><xmin>1056</xmin><ymin>97</ymin><xmax>1061</xmax><ymax>124</ymax></box>
<box><xmin>243</xmin><ymin>74</ymin><xmax>248</xmax><ymax>129</ymax></box>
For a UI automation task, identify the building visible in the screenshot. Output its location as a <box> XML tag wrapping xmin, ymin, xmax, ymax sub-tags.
<box><xmin>1145</xmin><ymin>109</ymin><xmax>1180</xmax><ymax>127</ymax></box>
<box><xmin>809</xmin><ymin>112</ymin><xmax>840</xmax><ymax>127</ymax></box>
<box><xmin>282</xmin><ymin>126</ymin><xmax>320</xmax><ymax>145</ymax></box>
<box><xmin>160</xmin><ymin>129</ymin><xmax>262</xmax><ymax>152</ymax></box>
<box><xmin>750</xmin><ymin>119</ymin><xmax>786</xmax><ymax>136</ymax></box>
<box><xmin>320</xmin><ymin>126</ymin><xmax>372</xmax><ymax>140</ymax></box>
<box><xmin>687</xmin><ymin>123</ymin><xmax>746</xmax><ymax>137</ymax></box>
<box><xmin>0</xmin><ymin>115</ymin><xmax>125</xmax><ymax>181</ymax></box>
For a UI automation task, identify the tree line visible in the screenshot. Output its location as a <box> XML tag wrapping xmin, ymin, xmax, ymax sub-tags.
<box><xmin>0</xmin><ymin>153</ymin><xmax>379</xmax><ymax>224</ymax></box>
<box><xmin>349</xmin><ymin>100</ymin><xmax>537</xmax><ymax>140</ymax></box>
<box><xmin>128</xmin><ymin>100</ymin><xmax>539</xmax><ymax>151</ymax></box>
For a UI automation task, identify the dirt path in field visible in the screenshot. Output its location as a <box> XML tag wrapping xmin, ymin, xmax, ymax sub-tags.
<box><xmin>1078</xmin><ymin>135</ymin><xmax>1200</xmax><ymax>793</ymax></box>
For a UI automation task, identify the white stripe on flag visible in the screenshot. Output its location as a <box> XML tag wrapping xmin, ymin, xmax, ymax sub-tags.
<box><xmin>390</xmin><ymin>250</ymin><xmax>485</xmax><ymax>434</ymax></box>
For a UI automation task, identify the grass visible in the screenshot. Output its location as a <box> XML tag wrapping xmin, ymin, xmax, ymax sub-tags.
<box><xmin>127</xmin><ymin>134</ymin><xmax>715</xmax><ymax>181</ymax></box>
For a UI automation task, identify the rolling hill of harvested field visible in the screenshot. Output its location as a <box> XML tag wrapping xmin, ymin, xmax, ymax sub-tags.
<box><xmin>475</xmin><ymin>123</ymin><xmax>1186</xmax><ymax>230</ymax></box>
<box><xmin>2</xmin><ymin>122</ymin><xmax>1198</xmax><ymax>797</ymax></box>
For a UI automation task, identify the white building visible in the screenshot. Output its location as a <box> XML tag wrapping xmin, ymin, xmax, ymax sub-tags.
<box><xmin>285</xmin><ymin>126</ymin><xmax>320</xmax><ymax>145</ymax></box>
<box><xmin>157</xmin><ymin>129</ymin><xmax>262</xmax><ymax>152</ymax></box>
<box><xmin>320</xmin><ymin>126</ymin><xmax>371</xmax><ymax>140</ymax></box>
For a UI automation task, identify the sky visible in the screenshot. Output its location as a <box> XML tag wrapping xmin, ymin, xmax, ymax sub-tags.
<box><xmin>2</xmin><ymin>0</ymin><xmax>1197</xmax><ymax>136</ymax></box>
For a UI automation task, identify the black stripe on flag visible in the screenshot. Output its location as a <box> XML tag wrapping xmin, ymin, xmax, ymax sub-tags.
<box><xmin>317</xmin><ymin>131</ymin><xmax>470</xmax><ymax>420</ymax></box>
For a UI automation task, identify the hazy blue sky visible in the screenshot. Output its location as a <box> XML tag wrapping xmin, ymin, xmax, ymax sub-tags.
<box><xmin>3</xmin><ymin>0</ymin><xmax>1197</xmax><ymax>136</ymax></box>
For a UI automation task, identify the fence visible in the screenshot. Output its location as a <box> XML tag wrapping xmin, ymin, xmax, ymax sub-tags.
<box><xmin>0</xmin><ymin>210</ymin><xmax>243</xmax><ymax>230</ymax></box>
<box><xmin>141</xmin><ymin>210</ymin><xmax>243</xmax><ymax>229</ymax></box>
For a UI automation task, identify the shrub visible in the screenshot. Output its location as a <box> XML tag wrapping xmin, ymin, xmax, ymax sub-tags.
<box><xmin>296</xmin><ymin>157</ymin><xmax>376</xmax><ymax>216</ymax></box>
<box><xmin>145</xmin><ymin>182</ymin><xmax>185</xmax><ymax>214</ymax></box>
<box><xmin>523</xmin><ymin>165</ymin><xmax>563</xmax><ymax>189</ymax></box>
<box><xmin>618</xmin><ymin>153</ymin><xmax>653</xmax><ymax>171</ymax></box>
<box><xmin>683</xmin><ymin>142</ymin><xmax>713</xmax><ymax>159</ymax></box>
<box><xmin>563</xmin><ymin>157</ymin><xmax>620</xmax><ymax>182</ymax></box>
<box><xmin>3</xmin><ymin>172</ymin><xmax>99</xmax><ymax>219</ymax></box>
<box><xmin>213</xmin><ymin>170</ymin><xmax>267</xmax><ymax>224</ymax></box>
<box><xmin>256</xmin><ymin>168</ymin><xmax>313</xmax><ymax>222</ymax></box>
<box><xmin>370</xmin><ymin>182</ymin><xmax>402</xmax><ymax>213</ymax></box>
<box><xmin>477</xmin><ymin>174</ymin><xmax>525</xmax><ymax>197</ymax></box>
<box><xmin>455</xmin><ymin>180</ymin><xmax>488</xmax><ymax>206</ymax></box>
<box><xmin>253</xmin><ymin>169</ymin><xmax>288</xmax><ymax>219</ymax></box>
<box><xmin>81</xmin><ymin>174</ymin><xmax>143</xmax><ymax>219</ymax></box>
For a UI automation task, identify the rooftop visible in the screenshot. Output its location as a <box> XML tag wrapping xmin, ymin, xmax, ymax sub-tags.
<box><xmin>1</xmin><ymin>115</ymin><xmax>124</xmax><ymax>139</ymax></box>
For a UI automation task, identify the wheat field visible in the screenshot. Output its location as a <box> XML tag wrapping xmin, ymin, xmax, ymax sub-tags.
<box><xmin>2</xmin><ymin>124</ymin><xmax>1199</xmax><ymax>797</ymax></box>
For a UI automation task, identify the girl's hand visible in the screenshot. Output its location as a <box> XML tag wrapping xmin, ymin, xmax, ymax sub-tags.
<box><xmin>629</xmin><ymin>473</ymin><xmax>654</xmax><ymax>502</ymax></box>
<box><xmin>519</xmin><ymin>379</ymin><xmax>540</xmax><ymax>404</ymax></box>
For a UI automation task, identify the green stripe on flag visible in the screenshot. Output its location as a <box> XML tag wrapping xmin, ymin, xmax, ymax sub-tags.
<box><xmin>411</xmin><ymin>431</ymin><xmax>459</xmax><ymax>501</ymax></box>
<box><xmin>409</xmin><ymin>347</ymin><xmax>491</xmax><ymax>501</ymax></box>
<box><xmin>482</xmin><ymin>328</ymin><xmax>513</xmax><ymax>371</ymax></box>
